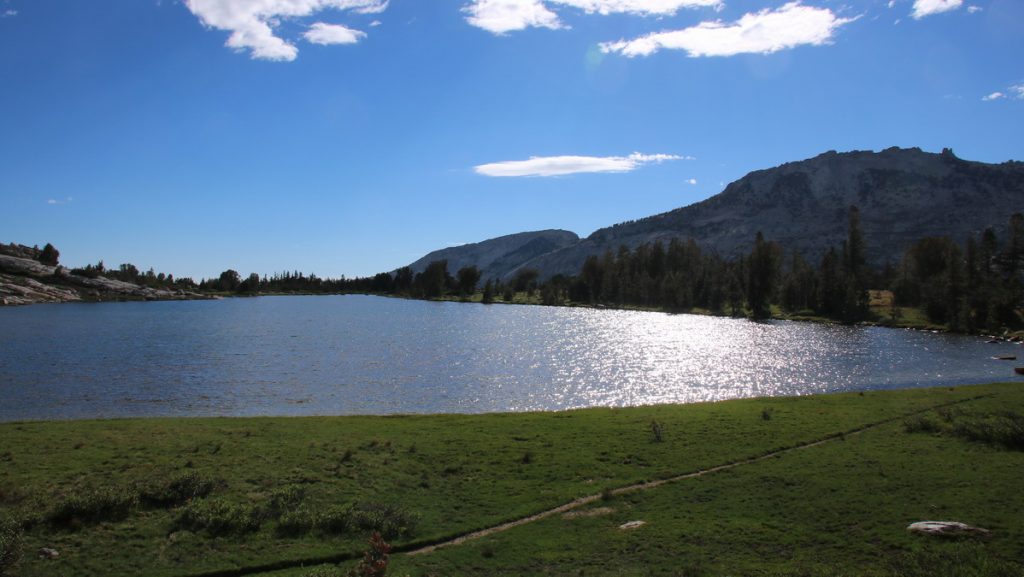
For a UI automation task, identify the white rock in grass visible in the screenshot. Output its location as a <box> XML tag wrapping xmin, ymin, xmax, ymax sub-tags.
<box><xmin>618</xmin><ymin>520</ymin><xmax>646</xmax><ymax>530</ymax></box>
<box><xmin>907</xmin><ymin>521</ymin><xmax>989</xmax><ymax>536</ymax></box>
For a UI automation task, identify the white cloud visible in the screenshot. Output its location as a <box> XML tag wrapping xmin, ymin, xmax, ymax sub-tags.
<box><xmin>304</xmin><ymin>22</ymin><xmax>366</xmax><ymax>44</ymax></box>
<box><xmin>982</xmin><ymin>92</ymin><xmax>1005</xmax><ymax>101</ymax></box>
<box><xmin>966</xmin><ymin>5</ymin><xmax>982</xmax><ymax>13</ymax></box>
<box><xmin>184</xmin><ymin>0</ymin><xmax>387</xmax><ymax>61</ymax></box>
<box><xmin>369</xmin><ymin>19</ymin><xmax>382</xmax><ymax>26</ymax></box>
<box><xmin>886</xmin><ymin>0</ymin><xmax>895</xmax><ymax>7</ymax></box>
<box><xmin>1011</xmin><ymin>84</ymin><xmax>1024</xmax><ymax>99</ymax></box>
<box><xmin>463</xmin><ymin>0</ymin><xmax>720</xmax><ymax>35</ymax></box>
<box><xmin>463</xmin><ymin>0</ymin><xmax>563</xmax><ymax>34</ymax></box>
<box><xmin>686</xmin><ymin>178</ymin><xmax>698</xmax><ymax>185</ymax></box>
<box><xmin>1</xmin><ymin>9</ymin><xmax>16</xmax><ymax>17</ymax></box>
<box><xmin>47</xmin><ymin>197</ymin><xmax>73</xmax><ymax>205</ymax></box>
<box><xmin>549</xmin><ymin>0</ymin><xmax>721</xmax><ymax>16</ymax></box>
<box><xmin>911</xmin><ymin>0</ymin><xmax>962</xmax><ymax>19</ymax></box>
<box><xmin>475</xmin><ymin>152</ymin><xmax>686</xmax><ymax>177</ymax></box>
<box><xmin>601</xmin><ymin>2</ymin><xmax>855</xmax><ymax>58</ymax></box>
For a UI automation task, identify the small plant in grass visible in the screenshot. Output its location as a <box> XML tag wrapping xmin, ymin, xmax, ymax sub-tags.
<box><xmin>349</xmin><ymin>531</ymin><xmax>390</xmax><ymax>577</ymax></box>
<box><xmin>650</xmin><ymin>420</ymin><xmax>664</xmax><ymax>442</ymax></box>
<box><xmin>304</xmin><ymin>564</ymin><xmax>346</xmax><ymax>577</ymax></box>
<box><xmin>600</xmin><ymin>487</ymin><xmax>614</xmax><ymax>502</ymax></box>
<box><xmin>173</xmin><ymin>499</ymin><xmax>261</xmax><ymax>536</ymax></box>
<box><xmin>47</xmin><ymin>486</ymin><xmax>139</xmax><ymax>529</ymax></box>
<box><xmin>520</xmin><ymin>451</ymin><xmax>533</xmax><ymax>464</ymax></box>
<box><xmin>0</xmin><ymin>515</ymin><xmax>23</xmax><ymax>576</ymax></box>
<box><xmin>761</xmin><ymin>408</ymin><xmax>774</xmax><ymax>421</ymax></box>
<box><xmin>139</xmin><ymin>471</ymin><xmax>216</xmax><ymax>508</ymax></box>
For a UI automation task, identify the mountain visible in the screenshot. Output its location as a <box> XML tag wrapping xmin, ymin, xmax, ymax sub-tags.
<box><xmin>403</xmin><ymin>230</ymin><xmax>579</xmax><ymax>281</ymax></box>
<box><xmin>422</xmin><ymin>147</ymin><xmax>1023</xmax><ymax>281</ymax></box>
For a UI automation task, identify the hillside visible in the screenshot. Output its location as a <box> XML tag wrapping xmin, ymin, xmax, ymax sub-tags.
<box><xmin>405</xmin><ymin>147</ymin><xmax>1024</xmax><ymax>282</ymax></box>
<box><xmin>404</xmin><ymin>229</ymin><xmax>579</xmax><ymax>281</ymax></box>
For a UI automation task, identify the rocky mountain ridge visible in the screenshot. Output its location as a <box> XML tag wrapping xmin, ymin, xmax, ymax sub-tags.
<box><xmin>407</xmin><ymin>147</ymin><xmax>1024</xmax><ymax>281</ymax></box>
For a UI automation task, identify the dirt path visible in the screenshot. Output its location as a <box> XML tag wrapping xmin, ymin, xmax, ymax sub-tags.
<box><xmin>406</xmin><ymin>394</ymin><xmax>988</xmax><ymax>556</ymax></box>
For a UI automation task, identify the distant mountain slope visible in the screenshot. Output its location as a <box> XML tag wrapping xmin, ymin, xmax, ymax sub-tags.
<box><xmin>513</xmin><ymin>147</ymin><xmax>1024</xmax><ymax>279</ymax></box>
<box><xmin>404</xmin><ymin>230</ymin><xmax>579</xmax><ymax>280</ymax></box>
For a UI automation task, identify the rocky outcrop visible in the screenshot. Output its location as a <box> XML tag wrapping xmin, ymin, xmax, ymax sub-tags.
<box><xmin>0</xmin><ymin>253</ymin><xmax>205</xmax><ymax>306</ymax></box>
<box><xmin>510</xmin><ymin>147</ymin><xmax>1024</xmax><ymax>279</ymax></box>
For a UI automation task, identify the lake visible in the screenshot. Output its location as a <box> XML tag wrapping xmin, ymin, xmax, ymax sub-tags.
<box><xmin>0</xmin><ymin>295</ymin><xmax>1020</xmax><ymax>421</ymax></box>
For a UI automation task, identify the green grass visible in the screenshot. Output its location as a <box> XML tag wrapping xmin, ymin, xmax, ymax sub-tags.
<box><xmin>1</xmin><ymin>384</ymin><xmax>1022</xmax><ymax>577</ymax></box>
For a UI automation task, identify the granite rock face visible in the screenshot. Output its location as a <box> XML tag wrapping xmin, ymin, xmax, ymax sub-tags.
<box><xmin>0</xmin><ymin>252</ymin><xmax>203</xmax><ymax>306</ymax></box>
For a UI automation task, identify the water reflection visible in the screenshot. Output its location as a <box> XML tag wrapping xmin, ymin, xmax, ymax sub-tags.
<box><xmin>0</xmin><ymin>295</ymin><xmax>1020</xmax><ymax>421</ymax></box>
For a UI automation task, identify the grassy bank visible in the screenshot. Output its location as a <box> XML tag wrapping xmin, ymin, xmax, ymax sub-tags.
<box><xmin>1</xmin><ymin>384</ymin><xmax>1023</xmax><ymax>577</ymax></box>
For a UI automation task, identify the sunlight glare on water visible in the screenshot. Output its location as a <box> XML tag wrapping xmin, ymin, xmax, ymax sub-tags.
<box><xmin>0</xmin><ymin>295</ymin><xmax>1020</xmax><ymax>420</ymax></box>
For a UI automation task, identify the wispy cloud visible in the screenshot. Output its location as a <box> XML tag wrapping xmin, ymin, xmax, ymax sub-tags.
<box><xmin>304</xmin><ymin>22</ymin><xmax>366</xmax><ymax>45</ymax></box>
<box><xmin>600</xmin><ymin>2</ymin><xmax>856</xmax><ymax>58</ymax></box>
<box><xmin>47</xmin><ymin>197</ymin><xmax>73</xmax><ymax>205</ymax></box>
<box><xmin>911</xmin><ymin>0</ymin><xmax>962</xmax><ymax>19</ymax></box>
<box><xmin>475</xmin><ymin>152</ymin><xmax>687</xmax><ymax>177</ymax></box>
<box><xmin>1</xmin><ymin>9</ymin><xmax>16</xmax><ymax>17</ymax></box>
<box><xmin>966</xmin><ymin>5</ymin><xmax>982</xmax><ymax>13</ymax></box>
<box><xmin>686</xmin><ymin>178</ymin><xmax>698</xmax><ymax>185</ymax></box>
<box><xmin>463</xmin><ymin>0</ymin><xmax>720</xmax><ymax>35</ymax></box>
<box><xmin>982</xmin><ymin>84</ymin><xmax>1024</xmax><ymax>102</ymax></box>
<box><xmin>183</xmin><ymin>0</ymin><xmax>387</xmax><ymax>61</ymax></box>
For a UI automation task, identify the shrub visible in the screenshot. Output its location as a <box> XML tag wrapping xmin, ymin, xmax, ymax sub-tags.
<box><xmin>903</xmin><ymin>415</ymin><xmax>942</xmax><ymax>434</ymax></box>
<box><xmin>650</xmin><ymin>420</ymin><xmax>664</xmax><ymax>442</ymax></box>
<box><xmin>0</xmin><ymin>516</ymin><xmax>22</xmax><ymax>576</ymax></box>
<box><xmin>951</xmin><ymin>412</ymin><xmax>1024</xmax><ymax>451</ymax></box>
<box><xmin>313</xmin><ymin>503</ymin><xmax>418</xmax><ymax>540</ymax></box>
<box><xmin>265</xmin><ymin>485</ymin><xmax>306</xmax><ymax>520</ymax></box>
<box><xmin>348</xmin><ymin>503</ymin><xmax>419</xmax><ymax>540</ymax></box>
<box><xmin>276</xmin><ymin>508</ymin><xmax>317</xmax><ymax>537</ymax></box>
<box><xmin>139</xmin><ymin>472</ymin><xmax>216</xmax><ymax>508</ymax></box>
<box><xmin>888</xmin><ymin>544</ymin><xmax>1020</xmax><ymax>577</ymax></box>
<box><xmin>47</xmin><ymin>487</ymin><xmax>138</xmax><ymax>529</ymax></box>
<box><xmin>173</xmin><ymin>499</ymin><xmax>261</xmax><ymax>536</ymax></box>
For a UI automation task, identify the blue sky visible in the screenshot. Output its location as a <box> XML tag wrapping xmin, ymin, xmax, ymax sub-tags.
<box><xmin>1</xmin><ymin>0</ymin><xmax>1021</xmax><ymax>281</ymax></box>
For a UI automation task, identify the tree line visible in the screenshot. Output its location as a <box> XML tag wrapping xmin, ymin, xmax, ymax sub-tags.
<box><xmin>31</xmin><ymin>207</ymin><xmax>1024</xmax><ymax>332</ymax></box>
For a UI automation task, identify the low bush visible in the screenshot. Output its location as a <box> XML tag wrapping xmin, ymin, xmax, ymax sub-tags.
<box><xmin>276</xmin><ymin>508</ymin><xmax>317</xmax><ymax>537</ymax></box>
<box><xmin>951</xmin><ymin>411</ymin><xmax>1024</xmax><ymax>451</ymax></box>
<box><xmin>348</xmin><ymin>503</ymin><xmax>418</xmax><ymax>540</ymax></box>
<box><xmin>888</xmin><ymin>544</ymin><xmax>1020</xmax><ymax>577</ymax></box>
<box><xmin>265</xmin><ymin>485</ymin><xmax>305</xmax><ymax>519</ymax></box>
<box><xmin>0</xmin><ymin>516</ymin><xmax>23</xmax><ymax>576</ymax></box>
<box><xmin>139</xmin><ymin>471</ymin><xmax>216</xmax><ymax>508</ymax></box>
<box><xmin>173</xmin><ymin>499</ymin><xmax>261</xmax><ymax>536</ymax></box>
<box><xmin>903</xmin><ymin>415</ymin><xmax>942</xmax><ymax>434</ymax></box>
<box><xmin>47</xmin><ymin>487</ymin><xmax>138</xmax><ymax>529</ymax></box>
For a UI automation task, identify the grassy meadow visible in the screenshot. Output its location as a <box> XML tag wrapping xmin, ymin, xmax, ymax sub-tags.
<box><xmin>1</xmin><ymin>383</ymin><xmax>1022</xmax><ymax>577</ymax></box>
